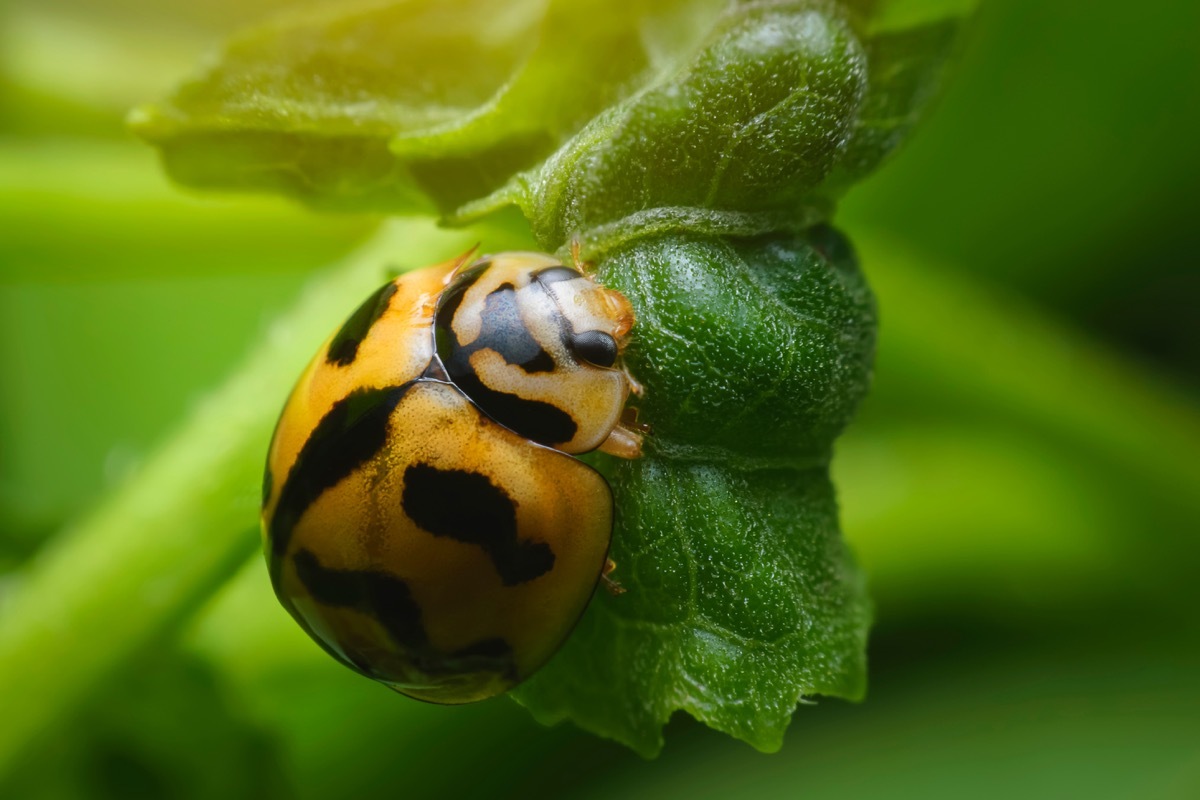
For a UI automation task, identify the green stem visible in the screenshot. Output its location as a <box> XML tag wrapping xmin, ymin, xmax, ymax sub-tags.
<box><xmin>857</xmin><ymin>232</ymin><xmax>1200</xmax><ymax>504</ymax></box>
<box><xmin>0</xmin><ymin>220</ymin><xmax>472</xmax><ymax>776</ymax></box>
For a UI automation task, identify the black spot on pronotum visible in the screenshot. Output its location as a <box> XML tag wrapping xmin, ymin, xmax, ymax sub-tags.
<box><xmin>402</xmin><ymin>463</ymin><xmax>555</xmax><ymax>585</ymax></box>
<box><xmin>326</xmin><ymin>281</ymin><xmax>399</xmax><ymax>366</ymax></box>
<box><xmin>294</xmin><ymin>547</ymin><xmax>427</xmax><ymax>651</ymax></box>
<box><xmin>532</xmin><ymin>266</ymin><xmax>583</xmax><ymax>285</ymax></box>
<box><xmin>570</xmin><ymin>330</ymin><xmax>618</xmax><ymax>368</ymax></box>
<box><xmin>474</xmin><ymin>284</ymin><xmax>557</xmax><ymax>374</ymax></box>
<box><xmin>518</xmin><ymin>349</ymin><xmax>556</xmax><ymax>373</ymax></box>
<box><xmin>435</xmin><ymin>268</ymin><xmax>579</xmax><ymax>446</ymax></box>
<box><xmin>267</xmin><ymin>384</ymin><xmax>412</xmax><ymax>580</ymax></box>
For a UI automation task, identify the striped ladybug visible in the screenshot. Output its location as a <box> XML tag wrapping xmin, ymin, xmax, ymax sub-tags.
<box><xmin>261</xmin><ymin>250</ymin><xmax>644</xmax><ymax>703</ymax></box>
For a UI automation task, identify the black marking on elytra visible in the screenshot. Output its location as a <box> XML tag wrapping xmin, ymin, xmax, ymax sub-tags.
<box><xmin>532</xmin><ymin>266</ymin><xmax>583</xmax><ymax>285</ymax></box>
<box><xmin>435</xmin><ymin>267</ymin><xmax>579</xmax><ymax>446</ymax></box>
<box><xmin>291</xmin><ymin>547</ymin><xmax>518</xmax><ymax>683</ymax></box>
<box><xmin>451</xmin><ymin>637</ymin><xmax>512</xmax><ymax>660</ymax></box>
<box><xmin>445</xmin><ymin>638</ymin><xmax>520</xmax><ymax>683</ymax></box>
<box><xmin>570</xmin><ymin>330</ymin><xmax>618</xmax><ymax>368</ymax></box>
<box><xmin>261</xmin><ymin>460</ymin><xmax>274</xmax><ymax>510</ymax></box>
<box><xmin>294</xmin><ymin>547</ymin><xmax>427</xmax><ymax>650</ymax></box>
<box><xmin>402</xmin><ymin>462</ymin><xmax>555</xmax><ymax>585</ymax></box>
<box><xmin>267</xmin><ymin>384</ymin><xmax>413</xmax><ymax>580</ymax></box>
<box><xmin>326</xmin><ymin>281</ymin><xmax>398</xmax><ymax>366</ymax></box>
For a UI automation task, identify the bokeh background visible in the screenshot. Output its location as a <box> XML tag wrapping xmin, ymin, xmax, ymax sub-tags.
<box><xmin>2</xmin><ymin>1</ymin><xmax>1198</xmax><ymax>797</ymax></box>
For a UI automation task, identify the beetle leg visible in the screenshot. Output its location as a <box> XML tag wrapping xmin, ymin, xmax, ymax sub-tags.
<box><xmin>598</xmin><ymin>421</ymin><xmax>644</xmax><ymax>459</ymax></box>
<box><xmin>601</xmin><ymin>558</ymin><xmax>626</xmax><ymax>596</ymax></box>
<box><xmin>622</xmin><ymin>406</ymin><xmax>653</xmax><ymax>433</ymax></box>
<box><xmin>570</xmin><ymin>237</ymin><xmax>591</xmax><ymax>274</ymax></box>
<box><xmin>624</xmin><ymin>367</ymin><xmax>645</xmax><ymax>397</ymax></box>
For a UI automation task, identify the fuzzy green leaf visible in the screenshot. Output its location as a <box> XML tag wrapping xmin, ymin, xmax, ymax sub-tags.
<box><xmin>130</xmin><ymin>0</ymin><xmax>726</xmax><ymax>212</ymax></box>
<box><xmin>132</xmin><ymin>0</ymin><xmax>963</xmax><ymax>221</ymax></box>
<box><xmin>461</xmin><ymin>1</ymin><xmax>868</xmax><ymax>244</ymax></box>
<box><xmin>129</xmin><ymin>0</ymin><xmax>547</xmax><ymax>212</ymax></box>
<box><xmin>514</xmin><ymin>226</ymin><xmax>876</xmax><ymax>755</ymax></box>
<box><xmin>815</xmin><ymin>17</ymin><xmax>961</xmax><ymax>197</ymax></box>
<box><xmin>464</xmin><ymin>3</ymin><xmax>968</xmax><ymax>248</ymax></box>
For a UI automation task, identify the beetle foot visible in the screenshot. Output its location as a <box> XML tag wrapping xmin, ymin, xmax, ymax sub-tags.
<box><xmin>602</xmin><ymin>558</ymin><xmax>627</xmax><ymax>596</ymax></box>
<box><xmin>598</xmin><ymin>421</ymin><xmax>644</xmax><ymax>459</ymax></box>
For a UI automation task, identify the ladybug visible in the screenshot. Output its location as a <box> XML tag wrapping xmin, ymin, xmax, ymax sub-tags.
<box><xmin>261</xmin><ymin>249</ymin><xmax>645</xmax><ymax>704</ymax></box>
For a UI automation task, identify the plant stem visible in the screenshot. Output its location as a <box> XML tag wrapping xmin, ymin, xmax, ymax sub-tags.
<box><xmin>0</xmin><ymin>220</ymin><xmax>472</xmax><ymax>777</ymax></box>
<box><xmin>857</xmin><ymin>232</ymin><xmax>1200</xmax><ymax>504</ymax></box>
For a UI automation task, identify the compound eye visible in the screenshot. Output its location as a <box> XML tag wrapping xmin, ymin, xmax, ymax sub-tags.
<box><xmin>570</xmin><ymin>330</ymin><xmax>618</xmax><ymax>368</ymax></box>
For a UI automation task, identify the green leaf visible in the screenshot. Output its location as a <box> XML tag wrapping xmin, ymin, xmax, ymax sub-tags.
<box><xmin>131</xmin><ymin>1</ymin><xmax>966</xmax><ymax>219</ymax></box>
<box><xmin>814</xmin><ymin>17</ymin><xmax>962</xmax><ymax>197</ymax></box>
<box><xmin>129</xmin><ymin>0</ymin><xmax>726</xmax><ymax>213</ymax></box>
<box><xmin>462</xmin><ymin>1</ymin><xmax>868</xmax><ymax>245</ymax></box>
<box><xmin>468</xmin><ymin>2</ymin><xmax>968</xmax><ymax>248</ymax></box>
<box><xmin>604</xmin><ymin>227</ymin><xmax>876</xmax><ymax>457</ymax></box>
<box><xmin>129</xmin><ymin>0</ymin><xmax>547</xmax><ymax>212</ymax></box>
<box><xmin>514</xmin><ymin>226</ymin><xmax>876</xmax><ymax>755</ymax></box>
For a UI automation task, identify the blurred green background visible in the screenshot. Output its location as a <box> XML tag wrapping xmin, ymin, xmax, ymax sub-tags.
<box><xmin>2</xmin><ymin>1</ymin><xmax>1198</xmax><ymax>798</ymax></box>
